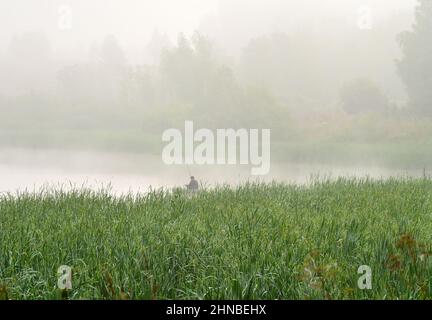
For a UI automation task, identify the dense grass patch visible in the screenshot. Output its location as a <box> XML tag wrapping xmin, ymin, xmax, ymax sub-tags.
<box><xmin>1</xmin><ymin>178</ymin><xmax>432</xmax><ymax>299</ymax></box>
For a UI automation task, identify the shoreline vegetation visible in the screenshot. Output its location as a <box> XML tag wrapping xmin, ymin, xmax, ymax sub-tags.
<box><xmin>1</xmin><ymin>139</ymin><xmax>432</xmax><ymax>170</ymax></box>
<box><xmin>3</xmin><ymin>109</ymin><xmax>432</xmax><ymax>170</ymax></box>
<box><xmin>1</xmin><ymin>178</ymin><xmax>432</xmax><ymax>300</ymax></box>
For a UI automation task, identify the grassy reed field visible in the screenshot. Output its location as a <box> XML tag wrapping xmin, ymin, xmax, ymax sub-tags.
<box><xmin>1</xmin><ymin>178</ymin><xmax>432</xmax><ymax>300</ymax></box>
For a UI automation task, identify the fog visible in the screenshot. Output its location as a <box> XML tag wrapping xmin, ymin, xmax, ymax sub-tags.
<box><xmin>1</xmin><ymin>0</ymin><xmax>431</xmax><ymax>193</ymax></box>
<box><xmin>0</xmin><ymin>1</ymin><xmax>416</xmax><ymax>51</ymax></box>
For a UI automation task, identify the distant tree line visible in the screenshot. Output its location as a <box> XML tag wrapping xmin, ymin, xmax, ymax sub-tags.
<box><xmin>0</xmin><ymin>0</ymin><xmax>431</xmax><ymax>128</ymax></box>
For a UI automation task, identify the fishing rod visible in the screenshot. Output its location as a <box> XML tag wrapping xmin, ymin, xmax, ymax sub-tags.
<box><xmin>186</xmin><ymin>164</ymin><xmax>192</xmax><ymax>177</ymax></box>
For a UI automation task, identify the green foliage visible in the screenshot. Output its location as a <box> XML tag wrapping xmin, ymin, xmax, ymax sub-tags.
<box><xmin>397</xmin><ymin>0</ymin><xmax>432</xmax><ymax>115</ymax></box>
<box><xmin>1</xmin><ymin>179</ymin><xmax>432</xmax><ymax>299</ymax></box>
<box><xmin>157</xmin><ymin>32</ymin><xmax>288</xmax><ymax>128</ymax></box>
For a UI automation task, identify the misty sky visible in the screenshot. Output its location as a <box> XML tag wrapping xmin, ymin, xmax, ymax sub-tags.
<box><xmin>0</xmin><ymin>0</ymin><xmax>417</xmax><ymax>59</ymax></box>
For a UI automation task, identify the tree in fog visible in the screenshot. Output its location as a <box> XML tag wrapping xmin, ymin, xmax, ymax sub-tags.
<box><xmin>58</xmin><ymin>35</ymin><xmax>129</xmax><ymax>106</ymax></box>
<box><xmin>239</xmin><ymin>33</ymin><xmax>327</xmax><ymax>108</ymax></box>
<box><xmin>101</xmin><ymin>35</ymin><xmax>127</xmax><ymax>71</ymax></box>
<box><xmin>397</xmin><ymin>0</ymin><xmax>432</xmax><ymax>115</ymax></box>
<box><xmin>146</xmin><ymin>30</ymin><xmax>172</xmax><ymax>64</ymax></box>
<box><xmin>159</xmin><ymin>33</ymin><xmax>239</xmax><ymax>109</ymax></box>
<box><xmin>6</xmin><ymin>33</ymin><xmax>54</xmax><ymax>96</ymax></box>
<box><xmin>340</xmin><ymin>78</ymin><xmax>389</xmax><ymax>115</ymax></box>
<box><xmin>162</xmin><ymin>33</ymin><xmax>193</xmax><ymax>102</ymax></box>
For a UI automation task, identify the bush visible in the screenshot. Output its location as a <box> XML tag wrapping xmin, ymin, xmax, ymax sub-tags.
<box><xmin>340</xmin><ymin>78</ymin><xmax>389</xmax><ymax>115</ymax></box>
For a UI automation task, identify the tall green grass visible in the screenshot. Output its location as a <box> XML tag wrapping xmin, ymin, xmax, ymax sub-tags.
<box><xmin>1</xmin><ymin>178</ymin><xmax>432</xmax><ymax>300</ymax></box>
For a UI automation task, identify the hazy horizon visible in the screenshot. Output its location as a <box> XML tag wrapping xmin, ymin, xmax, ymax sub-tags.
<box><xmin>0</xmin><ymin>0</ymin><xmax>431</xmax><ymax>193</ymax></box>
<box><xmin>0</xmin><ymin>0</ymin><xmax>417</xmax><ymax>60</ymax></box>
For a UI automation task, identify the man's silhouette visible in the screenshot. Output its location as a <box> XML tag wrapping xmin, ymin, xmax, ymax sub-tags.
<box><xmin>186</xmin><ymin>176</ymin><xmax>199</xmax><ymax>192</ymax></box>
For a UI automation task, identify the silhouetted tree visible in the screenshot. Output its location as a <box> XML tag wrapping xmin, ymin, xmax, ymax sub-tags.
<box><xmin>397</xmin><ymin>0</ymin><xmax>432</xmax><ymax>115</ymax></box>
<box><xmin>159</xmin><ymin>32</ymin><xmax>225</xmax><ymax>107</ymax></box>
<box><xmin>340</xmin><ymin>79</ymin><xmax>389</xmax><ymax>115</ymax></box>
<box><xmin>146</xmin><ymin>30</ymin><xmax>172</xmax><ymax>64</ymax></box>
<box><xmin>101</xmin><ymin>34</ymin><xmax>127</xmax><ymax>71</ymax></box>
<box><xmin>58</xmin><ymin>35</ymin><xmax>129</xmax><ymax>105</ymax></box>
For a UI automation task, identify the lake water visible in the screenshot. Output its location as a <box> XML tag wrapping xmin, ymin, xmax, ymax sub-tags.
<box><xmin>0</xmin><ymin>148</ymin><xmax>424</xmax><ymax>195</ymax></box>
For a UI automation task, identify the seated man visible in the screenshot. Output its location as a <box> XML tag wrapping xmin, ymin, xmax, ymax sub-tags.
<box><xmin>186</xmin><ymin>176</ymin><xmax>199</xmax><ymax>192</ymax></box>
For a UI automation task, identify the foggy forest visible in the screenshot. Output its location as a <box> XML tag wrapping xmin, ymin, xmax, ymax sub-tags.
<box><xmin>0</xmin><ymin>0</ymin><xmax>430</xmax><ymax>191</ymax></box>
